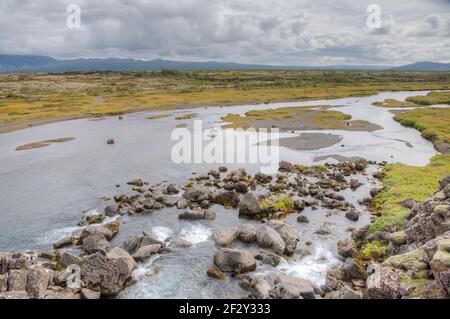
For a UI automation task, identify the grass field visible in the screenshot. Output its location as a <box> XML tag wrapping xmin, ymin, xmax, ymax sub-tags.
<box><xmin>370</xmin><ymin>154</ymin><xmax>450</xmax><ymax>232</ymax></box>
<box><xmin>373</xmin><ymin>91</ymin><xmax>450</xmax><ymax>108</ymax></box>
<box><xmin>0</xmin><ymin>70</ymin><xmax>449</xmax><ymax>133</ymax></box>
<box><xmin>394</xmin><ymin>107</ymin><xmax>450</xmax><ymax>145</ymax></box>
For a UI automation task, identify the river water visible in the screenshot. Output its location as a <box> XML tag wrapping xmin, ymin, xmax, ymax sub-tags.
<box><xmin>0</xmin><ymin>90</ymin><xmax>440</xmax><ymax>298</ymax></box>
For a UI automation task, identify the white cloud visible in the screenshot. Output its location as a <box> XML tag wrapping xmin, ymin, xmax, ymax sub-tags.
<box><xmin>0</xmin><ymin>0</ymin><xmax>448</xmax><ymax>65</ymax></box>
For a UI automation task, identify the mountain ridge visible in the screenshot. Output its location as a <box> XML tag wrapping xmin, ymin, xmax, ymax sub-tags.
<box><xmin>0</xmin><ymin>54</ymin><xmax>448</xmax><ymax>72</ymax></box>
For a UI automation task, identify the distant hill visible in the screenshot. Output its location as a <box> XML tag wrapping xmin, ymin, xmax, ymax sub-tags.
<box><xmin>390</xmin><ymin>62</ymin><xmax>450</xmax><ymax>71</ymax></box>
<box><xmin>0</xmin><ymin>55</ymin><xmax>56</xmax><ymax>72</ymax></box>
<box><xmin>0</xmin><ymin>55</ymin><xmax>447</xmax><ymax>72</ymax></box>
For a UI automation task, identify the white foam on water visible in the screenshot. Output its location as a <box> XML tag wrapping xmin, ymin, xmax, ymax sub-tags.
<box><xmin>276</xmin><ymin>243</ymin><xmax>341</xmax><ymax>285</ymax></box>
<box><xmin>38</xmin><ymin>215</ymin><xmax>120</xmax><ymax>245</ymax></box>
<box><xmin>179</xmin><ymin>224</ymin><xmax>212</xmax><ymax>244</ymax></box>
<box><xmin>151</xmin><ymin>226</ymin><xmax>174</xmax><ymax>241</ymax></box>
<box><xmin>37</xmin><ymin>225</ymin><xmax>82</xmax><ymax>245</ymax></box>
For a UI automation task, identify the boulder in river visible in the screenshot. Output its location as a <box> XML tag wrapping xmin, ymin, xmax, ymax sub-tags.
<box><xmin>82</xmin><ymin>233</ymin><xmax>110</xmax><ymax>255</ymax></box>
<box><xmin>238</xmin><ymin>193</ymin><xmax>262</xmax><ymax>218</ymax></box>
<box><xmin>256</xmin><ymin>226</ymin><xmax>285</xmax><ymax>256</ymax></box>
<box><xmin>213</xmin><ymin>249</ymin><xmax>257</xmax><ymax>274</ymax></box>
<box><xmin>166</xmin><ymin>184</ymin><xmax>180</xmax><ymax>194</ymax></box>
<box><xmin>132</xmin><ymin>244</ymin><xmax>162</xmax><ymax>262</ymax></box>
<box><xmin>127</xmin><ymin>179</ymin><xmax>144</xmax><ymax>187</ymax></box>
<box><xmin>345</xmin><ymin>209</ymin><xmax>360</xmax><ymax>222</ymax></box>
<box><xmin>214</xmin><ymin>228</ymin><xmax>240</xmax><ymax>247</ymax></box>
<box><xmin>79</xmin><ymin>252</ymin><xmax>135</xmax><ymax>297</ymax></box>
<box><xmin>215</xmin><ymin>191</ymin><xmax>240</xmax><ymax>208</ymax></box>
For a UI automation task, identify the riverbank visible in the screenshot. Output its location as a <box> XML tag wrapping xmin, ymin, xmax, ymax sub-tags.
<box><xmin>1</xmin><ymin>71</ymin><xmax>449</xmax><ymax>134</ymax></box>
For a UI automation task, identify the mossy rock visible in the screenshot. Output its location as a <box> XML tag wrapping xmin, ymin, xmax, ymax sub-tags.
<box><xmin>388</xmin><ymin>231</ymin><xmax>407</xmax><ymax>246</ymax></box>
<box><xmin>384</xmin><ymin>248</ymin><xmax>429</xmax><ymax>277</ymax></box>
<box><xmin>432</xmin><ymin>239</ymin><xmax>450</xmax><ymax>268</ymax></box>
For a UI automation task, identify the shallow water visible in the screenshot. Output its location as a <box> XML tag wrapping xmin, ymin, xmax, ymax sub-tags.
<box><xmin>0</xmin><ymin>90</ymin><xmax>442</xmax><ymax>298</ymax></box>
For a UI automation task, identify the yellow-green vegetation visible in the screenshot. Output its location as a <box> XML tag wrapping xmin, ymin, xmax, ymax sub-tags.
<box><xmin>361</xmin><ymin>240</ymin><xmax>388</xmax><ymax>260</ymax></box>
<box><xmin>222</xmin><ymin>106</ymin><xmax>372</xmax><ymax>131</ymax></box>
<box><xmin>15</xmin><ymin>137</ymin><xmax>75</xmax><ymax>151</ymax></box>
<box><xmin>373</xmin><ymin>99</ymin><xmax>417</xmax><ymax>108</ymax></box>
<box><xmin>146</xmin><ymin>114</ymin><xmax>172</xmax><ymax>120</ymax></box>
<box><xmin>260</xmin><ymin>196</ymin><xmax>295</xmax><ymax>213</ymax></box>
<box><xmin>406</xmin><ymin>91</ymin><xmax>450</xmax><ymax>106</ymax></box>
<box><xmin>371</xmin><ymin>154</ymin><xmax>450</xmax><ymax>232</ymax></box>
<box><xmin>0</xmin><ymin>71</ymin><xmax>449</xmax><ymax>133</ymax></box>
<box><xmin>399</xmin><ymin>275</ymin><xmax>432</xmax><ymax>298</ymax></box>
<box><xmin>394</xmin><ymin>107</ymin><xmax>450</xmax><ymax>145</ymax></box>
<box><xmin>175</xmin><ymin>113</ymin><xmax>197</xmax><ymax>120</ymax></box>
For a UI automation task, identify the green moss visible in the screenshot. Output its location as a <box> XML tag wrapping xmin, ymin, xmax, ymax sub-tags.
<box><xmin>260</xmin><ymin>196</ymin><xmax>295</xmax><ymax>213</ymax></box>
<box><xmin>370</xmin><ymin>154</ymin><xmax>450</xmax><ymax>232</ymax></box>
<box><xmin>361</xmin><ymin>240</ymin><xmax>388</xmax><ymax>260</ymax></box>
<box><xmin>400</xmin><ymin>274</ymin><xmax>432</xmax><ymax>298</ymax></box>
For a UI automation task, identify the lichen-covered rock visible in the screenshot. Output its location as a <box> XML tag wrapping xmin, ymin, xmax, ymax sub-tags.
<box><xmin>7</xmin><ymin>269</ymin><xmax>28</xmax><ymax>291</ymax></box>
<box><xmin>365</xmin><ymin>266</ymin><xmax>401</xmax><ymax>299</ymax></box>
<box><xmin>26</xmin><ymin>266</ymin><xmax>53</xmax><ymax>299</ymax></box>
<box><xmin>388</xmin><ymin>231</ymin><xmax>407</xmax><ymax>246</ymax></box>
<box><xmin>79</xmin><ymin>252</ymin><xmax>134</xmax><ymax>297</ymax></box>
<box><xmin>384</xmin><ymin>248</ymin><xmax>429</xmax><ymax>277</ymax></box>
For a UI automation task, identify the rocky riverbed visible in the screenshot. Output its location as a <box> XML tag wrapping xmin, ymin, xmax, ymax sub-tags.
<box><xmin>0</xmin><ymin>90</ymin><xmax>446</xmax><ymax>299</ymax></box>
<box><xmin>1</xmin><ymin>159</ymin><xmax>388</xmax><ymax>299</ymax></box>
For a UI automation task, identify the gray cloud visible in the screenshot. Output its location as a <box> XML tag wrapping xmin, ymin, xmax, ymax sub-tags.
<box><xmin>0</xmin><ymin>0</ymin><xmax>449</xmax><ymax>65</ymax></box>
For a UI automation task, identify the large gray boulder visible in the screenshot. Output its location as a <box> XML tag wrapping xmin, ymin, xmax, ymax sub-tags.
<box><xmin>183</xmin><ymin>186</ymin><xmax>212</xmax><ymax>203</ymax></box>
<box><xmin>82</xmin><ymin>233</ymin><xmax>110</xmax><ymax>255</ymax></box>
<box><xmin>215</xmin><ymin>191</ymin><xmax>240</xmax><ymax>208</ymax></box>
<box><xmin>7</xmin><ymin>269</ymin><xmax>28</xmax><ymax>291</ymax></box>
<box><xmin>132</xmin><ymin>244</ymin><xmax>161</xmax><ymax>262</ymax></box>
<box><xmin>238</xmin><ymin>224</ymin><xmax>257</xmax><ymax>243</ymax></box>
<box><xmin>106</xmin><ymin>247</ymin><xmax>137</xmax><ymax>274</ymax></box>
<box><xmin>26</xmin><ymin>267</ymin><xmax>53</xmax><ymax>299</ymax></box>
<box><xmin>79</xmin><ymin>252</ymin><xmax>134</xmax><ymax>297</ymax></box>
<box><xmin>213</xmin><ymin>249</ymin><xmax>257</xmax><ymax>274</ymax></box>
<box><xmin>271</xmin><ymin>274</ymin><xmax>322</xmax><ymax>299</ymax></box>
<box><xmin>256</xmin><ymin>226</ymin><xmax>286</xmax><ymax>255</ymax></box>
<box><xmin>267</xmin><ymin>221</ymin><xmax>298</xmax><ymax>255</ymax></box>
<box><xmin>238</xmin><ymin>193</ymin><xmax>262</xmax><ymax>217</ymax></box>
<box><xmin>214</xmin><ymin>228</ymin><xmax>240</xmax><ymax>247</ymax></box>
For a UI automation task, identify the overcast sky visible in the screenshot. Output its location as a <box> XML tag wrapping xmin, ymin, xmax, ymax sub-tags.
<box><xmin>0</xmin><ymin>0</ymin><xmax>449</xmax><ymax>66</ymax></box>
